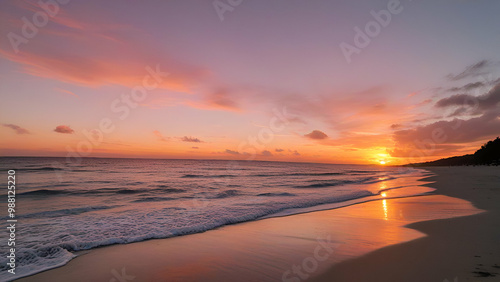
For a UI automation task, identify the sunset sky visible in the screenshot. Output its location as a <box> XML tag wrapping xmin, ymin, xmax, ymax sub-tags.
<box><xmin>1</xmin><ymin>0</ymin><xmax>500</xmax><ymax>164</ymax></box>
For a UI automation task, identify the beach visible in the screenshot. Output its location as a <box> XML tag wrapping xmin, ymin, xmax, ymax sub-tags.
<box><xmin>313</xmin><ymin>166</ymin><xmax>500</xmax><ymax>282</ymax></box>
<box><xmin>15</xmin><ymin>166</ymin><xmax>499</xmax><ymax>281</ymax></box>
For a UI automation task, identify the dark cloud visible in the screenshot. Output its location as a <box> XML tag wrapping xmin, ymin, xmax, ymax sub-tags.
<box><xmin>54</xmin><ymin>125</ymin><xmax>74</xmax><ymax>134</ymax></box>
<box><xmin>225</xmin><ymin>149</ymin><xmax>240</xmax><ymax>155</ymax></box>
<box><xmin>304</xmin><ymin>130</ymin><xmax>328</xmax><ymax>140</ymax></box>
<box><xmin>261</xmin><ymin>150</ymin><xmax>273</xmax><ymax>156</ymax></box>
<box><xmin>448</xmin><ymin>81</ymin><xmax>485</xmax><ymax>92</ymax></box>
<box><xmin>3</xmin><ymin>124</ymin><xmax>30</xmax><ymax>134</ymax></box>
<box><xmin>447</xmin><ymin>107</ymin><xmax>468</xmax><ymax>117</ymax></box>
<box><xmin>435</xmin><ymin>83</ymin><xmax>500</xmax><ymax>113</ymax></box>
<box><xmin>181</xmin><ymin>136</ymin><xmax>203</xmax><ymax>143</ymax></box>
<box><xmin>275</xmin><ymin>148</ymin><xmax>284</xmax><ymax>152</ymax></box>
<box><xmin>390</xmin><ymin>124</ymin><xmax>403</xmax><ymax>130</ymax></box>
<box><xmin>390</xmin><ymin>110</ymin><xmax>500</xmax><ymax>158</ymax></box>
<box><xmin>446</xmin><ymin>60</ymin><xmax>490</xmax><ymax>81</ymax></box>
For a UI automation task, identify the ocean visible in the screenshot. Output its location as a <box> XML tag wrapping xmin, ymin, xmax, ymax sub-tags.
<box><xmin>0</xmin><ymin>157</ymin><xmax>429</xmax><ymax>280</ymax></box>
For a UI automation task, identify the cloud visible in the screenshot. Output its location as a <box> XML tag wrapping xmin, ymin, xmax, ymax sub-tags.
<box><xmin>390</xmin><ymin>124</ymin><xmax>403</xmax><ymax>130</ymax></box>
<box><xmin>435</xmin><ymin>83</ymin><xmax>500</xmax><ymax>113</ymax></box>
<box><xmin>447</xmin><ymin>107</ymin><xmax>468</xmax><ymax>117</ymax></box>
<box><xmin>304</xmin><ymin>130</ymin><xmax>328</xmax><ymax>140</ymax></box>
<box><xmin>0</xmin><ymin>4</ymin><xmax>206</xmax><ymax>93</ymax></box>
<box><xmin>447</xmin><ymin>81</ymin><xmax>485</xmax><ymax>92</ymax></box>
<box><xmin>390</xmin><ymin>110</ymin><xmax>500</xmax><ymax>158</ymax></box>
<box><xmin>3</xmin><ymin>124</ymin><xmax>30</xmax><ymax>134</ymax></box>
<box><xmin>54</xmin><ymin>125</ymin><xmax>74</xmax><ymax>134</ymax></box>
<box><xmin>291</xmin><ymin>150</ymin><xmax>300</xmax><ymax>156</ymax></box>
<box><xmin>225</xmin><ymin>149</ymin><xmax>240</xmax><ymax>155</ymax></box>
<box><xmin>56</xmin><ymin>88</ymin><xmax>79</xmax><ymax>98</ymax></box>
<box><xmin>261</xmin><ymin>150</ymin><xmax>273</xmax><ymax>156</ymax></box>
<box><xmin>153</xmin><ymin>130</ymin><xmax>168</xmax><ymax>142</ymax></box>
<box><xmin>446</xmin><ymin>60</ymin><xmax>490</xmax><ymax>81</ymax></box>
<box><xmin>275</xmin><ymin>148</ymin><xmax>284</xmax><ymax>152</ymax></box>
<box><xmin>181</xmin><ymin>136</ymin><xmax>203</xmax><ymax>143</ymax></box>
<box><xmin>192</xmin><ymin>146</ymin><xmax>199</xmax><ymax>149</ymax></box>
<box><xmin>204</xmin><ymin>88</ymin><xmax>240</xmax><ymax>111</ymax></box>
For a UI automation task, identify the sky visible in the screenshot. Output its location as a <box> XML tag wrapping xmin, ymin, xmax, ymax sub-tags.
<box><xmin>1</xmin><ymin>0</ymin><xmax>500</xmax><ymax>165</ymax></box>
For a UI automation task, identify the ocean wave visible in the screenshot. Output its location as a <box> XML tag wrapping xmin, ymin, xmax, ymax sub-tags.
<box><xmin>155</xmin><ymin>186</ymin><xmax>186</xmax><ymax>193</ymax></box>
<box><xmin>181</xmin><ymin>172</ymin><xmax>347</xmax><ymax>178</ymax></box>
<box><xmin>132</xmin><ymin>197</ymin><xmax>176</xmax><ymax>203</ymax></box>
<box><xmin>345</xmin><ymin>170</ymin><xmax>379</xmax><ymax>174</ymax></box>
<box><xmin>15</xmin><ymin>167</ymin><xmax>64</xmax><ymax>172</ymax></box>
<box><xmin>19</xmin><ymin>189</ymin><xmax>68</xmax><ymax>196</ymax></box>
<box><xmin>257</xmin><ymin>192</ymin><xmax>296</xmax><ymax>197</ymax></box>
<box><xmin>0</xmin><ymin>245</ymin><xmax>75</xmax><ymax>282</ymax></box>
<box><xmin>211</xmin><ymin>189</ymin><xmax>241</xmax><ymax>199</ymax></box>
<box><xmin>16</xmin><ymin>205</ymin><xmax>120</xmax><ymax>219</ymax></box>
<box><xmin>181</xmin><ymin>174</ymin><xmax>237</xmax><ymax>178</ymax></box>
<box><xmin>19</xmin><ymin>187</ymin><xmax>187</xmax><ymax>197</ymax></box>
<box><xmin>294</xmin><ymin>180</ymin><xmax>355</xmax><ymax>188</ymax></box>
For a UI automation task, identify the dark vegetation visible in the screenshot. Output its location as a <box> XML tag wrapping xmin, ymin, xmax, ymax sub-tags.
<box><xmin>406</xmin><ymin>137</ymin><xmax>500</xmax><ymax>166</ymax></box>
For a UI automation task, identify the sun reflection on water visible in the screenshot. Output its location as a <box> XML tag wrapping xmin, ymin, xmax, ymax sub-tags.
<box><xmin>382</xmin><ymin>199</ymin><xmax>388</xmax><ymax>220</ymax></box>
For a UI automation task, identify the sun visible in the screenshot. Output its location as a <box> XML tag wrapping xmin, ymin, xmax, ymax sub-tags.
<box><xmin>379</xmin><ymin>160</ymin><xmax>386</xmax><ymax>165</ymax></box>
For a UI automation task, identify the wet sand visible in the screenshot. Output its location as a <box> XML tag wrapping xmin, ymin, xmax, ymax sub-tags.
<box><xmin>312</xmin><ymin>166</ymin><xmax>500</xmax><ymax>282</ymax></box>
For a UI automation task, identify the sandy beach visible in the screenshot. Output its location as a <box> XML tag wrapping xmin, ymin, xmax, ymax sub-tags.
<box><xmin>16</xmin><ymin>166</ymin><xmax>499</xmax><ymax>282</ymax></box>
<box><xmin>313</xmin><ymin>166</ymin><xmax>500</xmax><ymax>282</ymax></box>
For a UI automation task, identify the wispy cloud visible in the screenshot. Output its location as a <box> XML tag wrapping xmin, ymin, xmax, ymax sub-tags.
<box><xmin>446</xmin><ymin>60</ymin><xmax>490</xmax><ymax>81</ymax></box>
<box><xmin>3</xmin><ymin>124</ymin><xmax>30</xmax><ymax>134</ymax></box>
<box><xmin>436</xmin><ymin>83</ymin><xmax>500</xmax><ymax>113</ymax></box>
<box><xmin>0</xmin><ymin>4</ymin><xmax>206</xmax><ymax>93</ymax></box>
<box><xmin>153</xmin><ymin>130</ymin><xmax>168</xmax><ymax>142</ymax></box>
<box><xmin>447</xmin><ymin>81</ymin><xmax>485</xmax><ymax>92</ymax></box>
<box><xmin>55</xmin><ymin>88</ymin><xmax>79</xmax><ymax>98</ymax></box>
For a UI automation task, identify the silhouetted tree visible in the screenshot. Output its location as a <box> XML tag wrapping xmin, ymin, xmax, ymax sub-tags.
<box><xmin>407</xmin><ymin>137</ymin><xmax>500</xmax><ymax>166</ymax></box>
<box><xmin>474</xmin><ymin>137</ymin><xmax>500</xmax><ymax>165</ymax></box>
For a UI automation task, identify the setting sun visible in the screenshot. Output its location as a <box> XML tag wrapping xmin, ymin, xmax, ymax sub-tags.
<box><xmin>379</xmin><ymin>160</ymin><xmax>386</xmax><ymax>165</ymax></box>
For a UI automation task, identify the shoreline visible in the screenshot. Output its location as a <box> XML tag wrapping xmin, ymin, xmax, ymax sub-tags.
<box><xmin>15</xmin><ymin>167</ymin><xmax>498</xmax><ymax>281</ymax></box>
<box><xmin>312</xmin><ymin>166</ymin><xmax>500</xmax><ymax>282</ymax></box>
